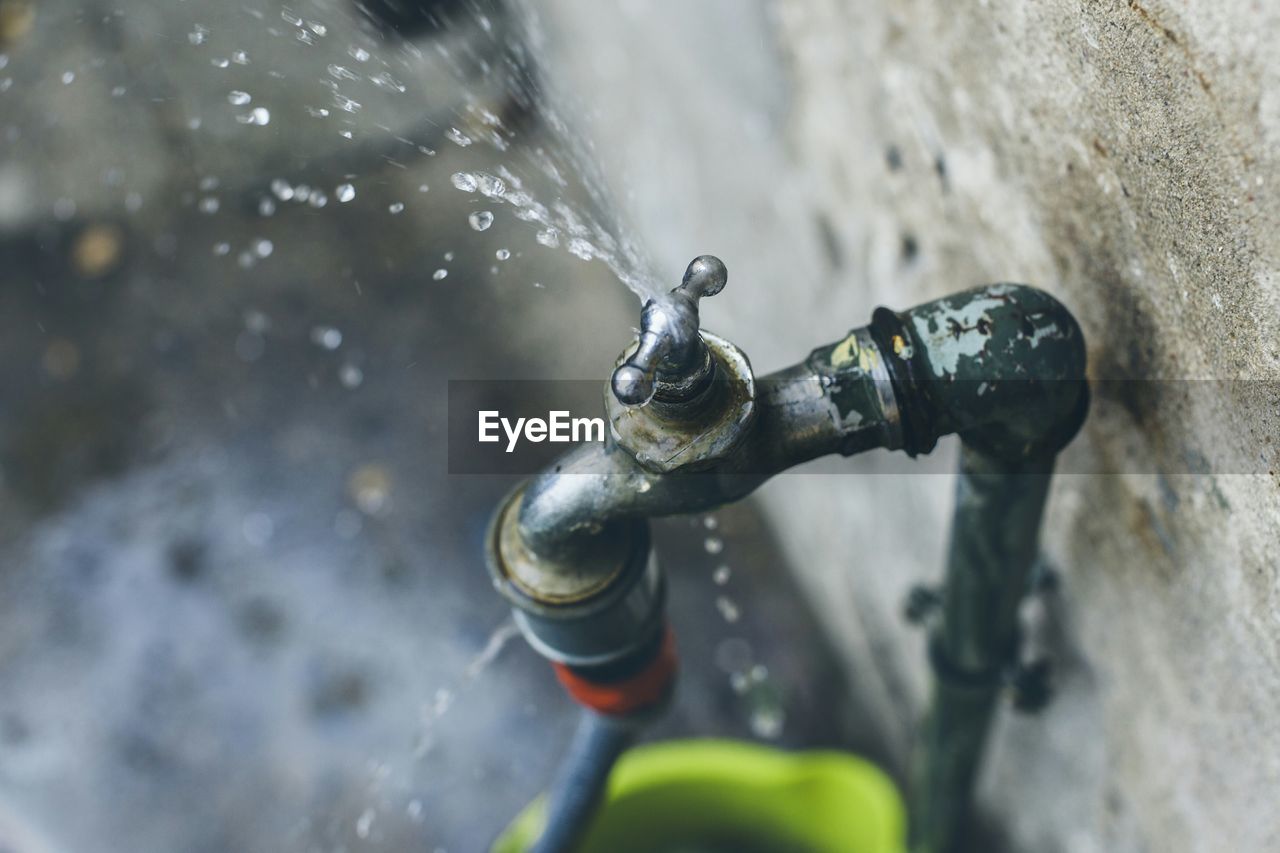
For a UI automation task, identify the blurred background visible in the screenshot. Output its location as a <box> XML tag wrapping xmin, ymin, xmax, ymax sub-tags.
<box><xmin>0</xmin><ymin>2</ymin><xmax>870</xmax><ymax>851</ymax></box>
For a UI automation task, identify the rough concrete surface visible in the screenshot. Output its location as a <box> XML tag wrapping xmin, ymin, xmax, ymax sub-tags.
<box><xmin>537</xmin><ymin>0</ymin><xmax>1280</xmax><ymax>850</ymax></box>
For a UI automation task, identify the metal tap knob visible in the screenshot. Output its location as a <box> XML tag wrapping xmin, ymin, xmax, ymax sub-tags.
<box><xmin>611</xmin><ymin>255</ymin><xmax>727</xmax><ymax>407</ymax></box>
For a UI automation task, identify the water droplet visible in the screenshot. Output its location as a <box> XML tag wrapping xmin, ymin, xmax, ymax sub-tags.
<box><xmin>451</xmin><ymin>172</ymin><xmax>478</xmax><ymax>193</ymax></box>
<box><xmin>355</xmin><ymin>808</ymin><xmax>375</xmax><ymax>840</ymax></box>
<box><xmin>199</xmin><ymin>176</ymin><xmax>219</xmax><ymax>191</ymax></box>
<box><xmin>188</xmin><ymin>26</ymin><xmax>209</xmax><ymax>45</ymax></box>
<box><xmin>334</xmin><ymin>94</ymin><xmax>361</xmax><ymax>113</ymax></box>
<box><xmin>443</xmin><ymin>252</ymin><xmax>455</xmax><ymax>261</ymax></box>
<box><xmin>349</xmin><ymin>46</ymin><xmax>370</xmax><ymax>62</ymax></box>
<box><xmin>211</xmin><ymin>57</ymin><xmax>230</xmax><ymax>69</ymax></box>
<box><xmin>477</xmin><ymin>173</ymin><xmax>506</xmax><ymax>198</ymax></box>
<box><xmin>370</xmin><ymin>72</ymin><xmax>406</xmax><ymax>93</ymax></box>
<box><xmin>430</xmin><ymin>687</ymin><xmax>454</xmax><ymax>718</ymax></box>
<box><xmin>339</xmin><ymin>364</ymin><xmax>364</xmax><ymax>389</ymax></box>
<box><xmin>418</xmin><ymin>183</ymin><xmax>430</xmax><ymax>193</ymax></box>
<box><xmin>270</xmin><ymin>178</ymin><xmax>294</xmax><ymax>201</ymax></box>
<box><xmin>713</xmin><ymin>565</ymin><xmax>731</xmax><ymax>585</ymax></box>
<box><xmin>749</xmin><ymin>704</ymin><xmax>785</xmax><ymax>740</ymax></box>
<box><xmin>213</xmin><ymin>242</ymin><xmax>231</xmax><ymax>256</ymax></box>
<box><xmin>716</xmin><ymin>596</ymin><xmax>740</xmax><ymax>623</ymax></box>
<box><xmin>307</xmin><ymin>191</ymin><xmax>328</xmax><ymax>208</ymax></box>
<box><xmin>703</xmin><ymin>516</ymin><xmax>719</xmax><ymax>530</ymax></box>
<box><xmin>495</xmin><ymin>248</ymin><xmax>510</xmax><ymax>261</ymax></box>
<box><xmin>258</xmin><ymin>197</ymin><xmax>276</xmax><ymax>216</ymax></box>
<box><xmin>468</xmin><ymin>210</ymin><xmax>493</xmax><ymax>231</ymax></box>
<box><xmin>61</xmin><ymin>70</ymin><xmax>76</xmax><ymax>84</ymax></box>
<box><xmin>567</xmin><ymin>238</ymin><xmax>594</xmax><ymax>260</ymax></box>
<box><xmin>433</xmin><ymin>269</ymin><xmax>448</xmax><ymax>281</ymax></box>
<box><xmin>446</xmin><ymin>127</ymin><xmax>472</xmax><ymax>147</ymax></box>
<box><xmin>336</xmin><ymin>183</ymin><xmax>355</xmax><ymax>203</ymax></box>
<box><xmin>704</xmin><ymin>536</ymin><xmax>724</xmax><ymax>555</ymax></box>
<box><xmin>310</xmin><ymin>325</ymin><xmax>343</xmax><ymax>350</ymax></box>
<box><xmin>232</xmin><ymin>50</ymin><xmax>249</xmax><ymax>64</ymax></box>
<box><xmin>237</xmin><ymin>107</ymin><xmax>270</xmax><ymax>126</ymax></box>
<box><xmin>198</xmin><ymin>196</ymin><xmax>220</xmax><ymax>214</ymax></box>
<box><xmin>388</xmin><ymin>202</ymin><xmax>404</xmax><ymax>214</ymax></box>
<box><xmin>254</xmin><ymin>239</ymin><xmax>273</xmax><ymax>258</ymax></box>
<box><xmin>327</xmin><ymin>63</ymin><xmax>358</xmax><ymax>82</ymax></box>
<box><xmin>535</xmin><ymin>229</ymin><xmax>560</xmax><ymax>248</ymax></box>
<box><xmin>307</xmin><ymin>20</ymin><xmax>328</xmax><ymax>36</ymax></box>
<box><xmin>227</xmin><ymin>90</ymin><xmax>251</xmax><ymax>106</ymax></box>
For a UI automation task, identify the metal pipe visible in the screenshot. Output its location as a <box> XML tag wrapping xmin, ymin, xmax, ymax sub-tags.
<box><xmin>908</xmin><ymin>448</ymin><xmax>1054</xmax><ymax>853</ymax></box>
<box><xmin>873</xmin><ymin>284</ymin><xmax>1087</xmax><ymax>852</ymax></box>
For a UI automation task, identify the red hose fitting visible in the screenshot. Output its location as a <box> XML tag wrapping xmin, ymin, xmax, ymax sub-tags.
<box><xmin>551</xmin><ymin>627</ymin><xmax>677</xmax><ymax>716</ymax></box>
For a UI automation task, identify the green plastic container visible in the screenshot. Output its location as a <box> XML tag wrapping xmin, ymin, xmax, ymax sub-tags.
<box><xmin>492</xmin><ymin>739</ymin><xmax>906</xmax><ymax>853</ymax></box>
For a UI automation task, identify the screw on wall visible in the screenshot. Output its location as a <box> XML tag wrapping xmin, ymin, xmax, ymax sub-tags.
<box><xmin>903</xmin><ymin>583</ymin><xmax>941</xmax><ymax>627</ymax></box>
<box><xmin>1007</xmin><ymin>556</ymin><xmax>1062</xmax><ymax>715</ymax></box>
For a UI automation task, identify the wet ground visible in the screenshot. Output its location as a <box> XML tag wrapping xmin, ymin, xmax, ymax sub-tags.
<box><xmin>0</xmin><ymin>3</ymin><xmax>873</xmax><ymax>851</ymax></box>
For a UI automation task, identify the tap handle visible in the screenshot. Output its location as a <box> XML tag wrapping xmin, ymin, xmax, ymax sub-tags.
<box><xmin>611</xmin><ymin>255</ymin><xmax>727</xmax><ymax>407</ymax></box>
<box><xmin>675</xmin><ymin>253</ymin><xmax>729</xmax><ymax>301</ymax></box>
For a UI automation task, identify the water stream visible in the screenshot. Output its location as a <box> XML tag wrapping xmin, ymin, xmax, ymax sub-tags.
<box><xmin>219</xmin><ymin>0</ymin><xmax>664</xmax><ymax>300</ymax></box>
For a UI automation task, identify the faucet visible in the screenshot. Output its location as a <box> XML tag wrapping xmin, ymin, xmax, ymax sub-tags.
<box><xmin>485</xmin><ymin>256</ymin><xmax>1088</xmax><ymax>853</ymax></box>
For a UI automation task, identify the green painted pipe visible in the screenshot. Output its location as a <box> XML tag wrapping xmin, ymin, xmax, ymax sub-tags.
<box><xmin>875</xmin><ymin>285</ymin><xmax>1087</xmax><ymax>852</ymax></box>
<box><xmin>909</xmin><ymin>447</ymin><xmax>1054</xmax><ymax>853</ymax></box>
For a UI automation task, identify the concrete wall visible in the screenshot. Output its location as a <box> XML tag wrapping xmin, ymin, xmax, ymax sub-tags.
<box><xmin>538</xmin><ymin>1</ymin><xmax>1280</xmax><ymax>850</ymax></box>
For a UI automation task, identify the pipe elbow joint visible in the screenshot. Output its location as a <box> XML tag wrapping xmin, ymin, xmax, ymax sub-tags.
<box><xmin>486</xmin><ymin>476</ymin><xmax>660</xmax><ymax>668</ymax></box>
<box><xmin>872</xmin><ymin>283</ymin><xmax>1089</xmax><ymax>462</ymax></box>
